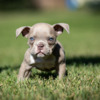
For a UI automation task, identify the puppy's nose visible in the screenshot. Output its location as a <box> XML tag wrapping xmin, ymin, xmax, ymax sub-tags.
<box><xmin>37</xmin><ymin>43</ymin><xmax>44</xmax><ymax>50</ymax></box>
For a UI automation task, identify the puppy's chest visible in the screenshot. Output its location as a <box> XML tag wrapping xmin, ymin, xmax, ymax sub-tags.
<box><xmin>30</xmin><ymin>55</ymin><xmax>56</xmax><ymax>71</ymax></box>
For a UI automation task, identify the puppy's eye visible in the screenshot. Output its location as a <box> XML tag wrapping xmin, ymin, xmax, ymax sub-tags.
<box><xmin>48</xmin><ymin>37</ymin><xmax>54</xmax><ymax>41</ymax></box>
<box><xmin>30</xmin><ymin>37</ymin><xmax>35</xmax><ymax>41</ymax></box>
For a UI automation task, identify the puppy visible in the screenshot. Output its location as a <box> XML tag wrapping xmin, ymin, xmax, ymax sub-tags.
<box><xmin>16</xmin><ymin>23</ymin><xmax>69</xmax><ymax>81</ymax></box>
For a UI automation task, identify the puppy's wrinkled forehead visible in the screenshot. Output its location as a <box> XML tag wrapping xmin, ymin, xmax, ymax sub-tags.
<box><xmin>30</xmin><ymin>23</ymin><xmax>55</xmax><ymax>37</ymax></box>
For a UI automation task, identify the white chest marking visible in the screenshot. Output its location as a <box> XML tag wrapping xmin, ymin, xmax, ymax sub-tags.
<box><xmin>30</xmin><ymin>55</ymin><xmax>35</xmax><ymax>64</ymax></box>
<box><xmin>29</xmin><ymin>55</ymin><xmax>56</xmax><ymax>70</ymax></box>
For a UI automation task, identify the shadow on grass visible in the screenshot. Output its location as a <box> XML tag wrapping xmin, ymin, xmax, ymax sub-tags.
<box><xmin>66</xmin><ymin>56</ymin><xmax>100</xmax><ymax>66</ymax></box>
<box><xmin>0</xmin><ymin>56</ymin><xmax>100</xmax><ymax>78</ymax></box>
<box><xmin>30</xmin><ymin>72</ymin><xmax>57</xmax><ymax>80</ymax></box>
<box><xmin>33</xmin><ymin>70</ymin><xmax>68</xmax><ymax>80</ymax></box>
<box><xmin>0</xmin><ymin>65</ymin><xmax>19</xmax><ymax>73</ymax></box>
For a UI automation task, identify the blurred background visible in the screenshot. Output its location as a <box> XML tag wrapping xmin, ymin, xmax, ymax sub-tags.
<box><xmin>0</xmin><ymin>0</ymin><xmax>100</xmax><ymax>11</ymax></box>
<box><xmin>0</xmin><ymin>0</ymin><xmax>100</xmax><ymax>66</ymax></box>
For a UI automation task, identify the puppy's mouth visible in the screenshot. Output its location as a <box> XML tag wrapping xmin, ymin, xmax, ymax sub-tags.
<box><xmin>36</xmin><ymin>51</ymin><xmax>46</xmax><ymax>55</ymax></box>
<box><xmin>36</xmin><ymin>51</ymin><xmax>46</xmax><ymax>57</ymax></box>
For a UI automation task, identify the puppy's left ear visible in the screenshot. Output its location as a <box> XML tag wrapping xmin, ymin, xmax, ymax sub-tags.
<box><xmin>53</xmin><ymin>23</ymin><xmax>69</xmax><ymax>36</ymax></box>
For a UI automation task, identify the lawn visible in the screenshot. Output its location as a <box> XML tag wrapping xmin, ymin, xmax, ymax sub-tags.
<box><xmin>0</xmin><ymin>10</ymin><xmax>100</xmax><ymax>100</ymax></box>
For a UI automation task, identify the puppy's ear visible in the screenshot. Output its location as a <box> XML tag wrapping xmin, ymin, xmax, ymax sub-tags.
<box><xmin>53</xmin><ymin>23</ymin><xmax>69</xmax><ymax>36</ymax></box>
<box><xmin>16</xmin><ymin>26</ymin><xmax>31</xmax><ymax>38</ymax></box>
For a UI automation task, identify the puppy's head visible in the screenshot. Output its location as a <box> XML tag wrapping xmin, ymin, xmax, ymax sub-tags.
<box><xmin>16</xmin><ymin>23</ymin><xmax>69</xmax><ymax>57</ymax></box>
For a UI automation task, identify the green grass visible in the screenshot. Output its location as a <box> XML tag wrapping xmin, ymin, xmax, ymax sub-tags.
<box><xmin>0</xmin><ymin>10</ymin><xmax>100</xmax><ymax>100</ymax></box>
